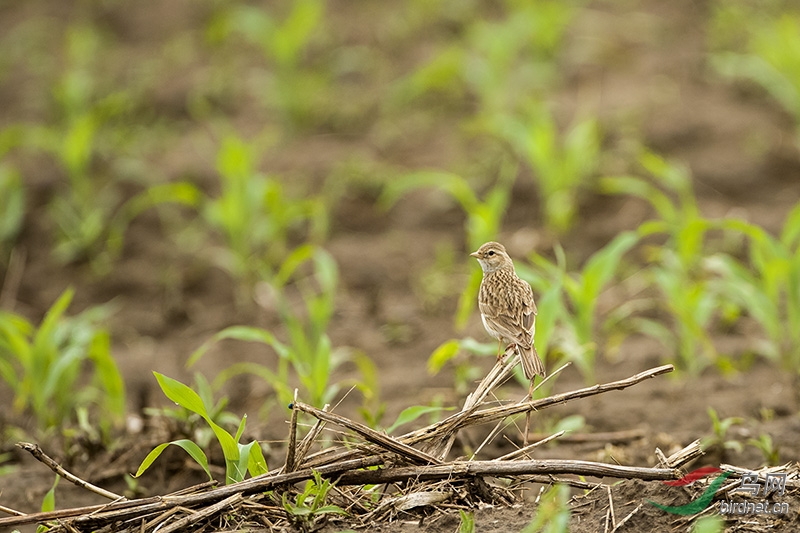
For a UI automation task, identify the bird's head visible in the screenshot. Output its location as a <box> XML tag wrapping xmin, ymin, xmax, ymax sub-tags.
<box><xmin>470</xmin><ymin>241</ymin><xmax>513</xmax><ymax>273</ymax></box>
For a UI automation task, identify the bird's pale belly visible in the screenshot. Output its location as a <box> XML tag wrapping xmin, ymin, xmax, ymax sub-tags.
<box><xmin>481</xmin><ymin>314</ymin><xmax>507</xmax><ymax>343</ymax></box>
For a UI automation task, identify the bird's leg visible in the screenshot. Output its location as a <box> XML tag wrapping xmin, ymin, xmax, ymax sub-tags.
<box><xmin>496</xmin><ymin>340</ymin><xmax>504</xmax><ymax>360</ymax></box>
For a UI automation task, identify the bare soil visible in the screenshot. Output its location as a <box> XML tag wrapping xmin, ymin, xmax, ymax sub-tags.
<box><xmin>1</xmin><ymin>0</ymin><xmax>800</xmax><ymax>532</ymax></box>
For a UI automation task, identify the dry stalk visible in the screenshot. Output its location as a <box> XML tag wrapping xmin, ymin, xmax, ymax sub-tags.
<box><xmin>16</xmin><ymin>442</ymin><xmax>125</xmax><ymax>501</ymax></box>
<box><xmin>2</xmin><ymin>363</ymin><xmax>685</xmax><ymax>532</ymax></box>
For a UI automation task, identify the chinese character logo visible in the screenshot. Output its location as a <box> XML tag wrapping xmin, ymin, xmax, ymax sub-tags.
<box><xmin>648</xmin><ymin>467</ymin><xmax>733</xmax><ymax>515</ymax></box>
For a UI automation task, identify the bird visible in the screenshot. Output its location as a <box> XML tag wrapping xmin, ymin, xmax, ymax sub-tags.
<box><xmin>471</xmin><ymin>241</ymin><xmax>545</xmax><ymax>382</ymax></box>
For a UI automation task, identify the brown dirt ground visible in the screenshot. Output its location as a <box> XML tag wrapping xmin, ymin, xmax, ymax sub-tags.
<box><xmin>2</xmin><ymin>0</ymin><xmax>800</xmax><ymax>532</ymax></box>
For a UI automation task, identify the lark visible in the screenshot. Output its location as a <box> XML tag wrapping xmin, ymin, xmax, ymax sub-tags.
<box><xmin>471</xmin><ymin>241</ymin><xmax>545</xmax><ymax>382</ymax></box>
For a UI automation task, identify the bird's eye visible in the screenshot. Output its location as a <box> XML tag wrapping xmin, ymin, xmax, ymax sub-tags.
<box><xmin>487</xmin><ymin>251</ymin><xmax>495</xmax><ymax>256</ymax></box>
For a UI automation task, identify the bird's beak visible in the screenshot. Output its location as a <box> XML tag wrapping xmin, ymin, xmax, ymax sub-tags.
<box><xmin>470</xmin><ymin>251</ymin><xmax>480</xmax><ymax>258</ymax></box>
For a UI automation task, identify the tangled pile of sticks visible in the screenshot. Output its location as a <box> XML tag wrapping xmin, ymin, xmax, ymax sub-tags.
<box><xmin>1</xmin><ymin>359</ymin><xmax>694</xmax><ymax>532</ymax></box>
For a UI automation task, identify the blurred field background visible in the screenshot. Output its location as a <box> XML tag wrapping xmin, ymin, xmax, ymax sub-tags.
<box><xmin>1</xmin><ymin>0</ymin><xmax>800</xmax><ymax>531</ymax></box>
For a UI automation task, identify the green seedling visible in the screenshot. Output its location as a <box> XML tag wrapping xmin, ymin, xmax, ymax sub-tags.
<box><xmin>202</xmin><ymin>135</ymin><xmax>327</xmax><ymax>296</ymax></box>
<box><xmin>520</xmin><ymin>232</ymin><xmax>639</xmax><ymax>382</ymax></box>
<box><xmin>352</xmin><ymin>352</ymin><xmax>386</xmax><ymax>429</ymax></box>
<box><xmin>380</xmin><ymin>163</ymin><xmax>516</xmax><ymax>329</ymax></box>
<box><xmin>135</xmin><ymin>372</ymin><xmax>268</xmax><ymax>485</ymax></box>
<box><xmin>36</xmin><ymin>475</ymin><xmax>60</xmax><ymax>533</ymax></box>
<box><xmin>428</xmin><ymin>337</ymin><xmax>499</xmax><ymax>394</ymax></box>
<box><xmin>601</xmin><ymin>150</ymin><xmax>722</xmax><ymax>373</ymax></box>
<box><xmin>393</xmin><ymin>0</ymin><xmax>579</xmax><ymax>116</ymax></box>
<box><xmin>0</xmin><ymin>163</ymin><xmax>24</xmax><ymax>261</ymax></box>
<box><xmin>190</xmin><ymin>247</ymin><xmax>348</xmax><ymax>408</ymax></box>
<box><xmin>701</xmin><ymin>407</ymin><xmax>744</xmax><ymax>462</ymax></box>
<box><xmin>144</xmin><ymin>372</ymin><xmax>240</xmax><ymax>450</ymax></box>
<box><xmin>711</xmin><ymin>10</ymin><xmax>800</xmax><ymax>142</ymax></box>
<box><xmin>747</xmin><ymin>433</ymin><xmax>780</xmax><ymax>466</ymax></box>
<box><xmin>0</xmin><ymin>287</ymin><xmax>124</xmax><ymax>432</ymax></box>
<box><xmin>0</xmin><ymin>452</ymin><xmax>17</xmax><ymax>477</ymax></box>
<box><xmin>6</xmin><ymin>24</ymin><xmax>193</xmax><ymax>271</ymax></box>
<box><xmin>707</xmin><ymin>203</ymin><xmax>800</xmax><ymax>369</ymax></box>
<box><xmin>281</xmin><ymin>471</ymin><xmax>346</xmax><ymax>528</ymax></box>
<box><xmin>491</xmin><ymin>105</ymin><xmax>602</xmax><ymax>234</ymax></box>
<box><xmin>32</xmin><ymin>25</ymin><xmax>139</xmax><ymax>268</ymax></box>
<box><xmin>459</xmin><ymin>510</ymin><xmax>475</xmax><ymax>533</ymax></box>
<box><xmin>692</xmin><ymin>515</ymin><xmax>724</xmax><ymax>533</ymax></box>
<box><xmin>521</xmin><ymin>483</ymin><xmax>570</xmax><ymax>533</ymax></box>
<box><xmin>207</xmin><ymin>0</ymin><xmax>330</xmax><ymax>130</ymax></box>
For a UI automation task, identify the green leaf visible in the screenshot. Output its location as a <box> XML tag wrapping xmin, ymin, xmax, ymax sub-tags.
<box><xmin>89</xmin><ymin>330</ymin><xmax>126</xmax><ymax>417</ymax></box>
<box><xmin>274</xmin><ymin>243</ymin><xmax>317</xmax><ymax>287</ymax></box>
<box><xmin>154</xmin><ymin>372</ymin><xmax>208</xmax><ymax>415</ymax></box>
<box><xmin>427</xmin><ymin>339</ymin><xmax>460</xmax><ymax>374</ymax></box>
<box><xmin>41</xmin><ymin>475</ymin><xmax>59</xmax><ymax>512</ymax></box>
<box><xmin>188</xmin><ymin>326</ymin><xmax>289</xmax><ymax>367</ymax></box>
<box><xmin>33</xmin><ymin>287</ymin><xmax>74</xmax><ymax>354</ymax></box>
<box><xmin>134</xmin><ymin>439</ymin><xmax>211</xmax><ymax>480</ymax></box>
<box><xmin>459</xmin><ymin>510</ymin><xmax>475</xmax><ymax>533</ymax></box>
<box><xmin>379</xmin><ymin>171</ymin><xmax>477</xmax><ymax>214</ymax></box>
<box><xmin>246</xmin><ymin>441</ymin><xmax>269</xmax><ymax>477</ymax></box>
<box><xmin>153</xmin><ymin>372</ymin><xmax>239</xmax><ymax>481</ymax></box>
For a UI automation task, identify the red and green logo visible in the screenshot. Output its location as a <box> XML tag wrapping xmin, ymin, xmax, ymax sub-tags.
<box><xmin>648</xmin><ymin>467</ymin><xmax>733</xmax><ymax>515</ymax></box>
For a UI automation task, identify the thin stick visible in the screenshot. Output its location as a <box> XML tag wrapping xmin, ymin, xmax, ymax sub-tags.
<box><xmin>336</xmin><ymin>459</ymin><xmax>680</xmax><ymax>485</ymax></box>
<box><xmin>527</xmin><ymin>429</ymin><xmax>645</xmax><ymax>445</ymax></box>
<box><xmin>300</xmin><ymin>364</ymin><xmax>673</xmax><ymax>469</ymax></box>
<box><xmin>470</xmin><ymin>419</ymin><xmax>507</xmax><ymax>460</ymax></box>
<box><xmin>16</xmin><ymin>442</ymin><xmax>125</xmax><ymax>501</ymax></box>
<box><xmin>611</xmin><ymin>503</ymin><xmax>641</xmax><ymax>533</ymax></box>
<box><xmin>284</xmin><ymin>390</ymin><xmax>299</xmax><ymax>472</ymax></box>
<box><xmin>156</xmin><ymin>493</ymin><xmax>243</xmax><ymax>533</ymax></box>
<box><xmin>455</xmin><ymin>365</ymin><xmax>674</xmax><ymax>430</ymax></box>
<box><xmin>495</xmin><ymin>431</ymin><xmax>565</xmax><ymax>461</ymax></box>
<box><xmin>294</xmin><ymin>403</ymin><xmax>329</xmax><ymax>466</ymax></box>
<box><xmin>0</xmin><ymin>504</ymin><xmax>26</xmax><ymax>517</ymax></box>
<box><xmin>429</xmin><ymin>347</ymin><xmax>528</xmax><ymax>460</ymax></box>
<box><xmin>292</xmin><ymin>402</ymin><xmax>442</xmax><ymax>465</ymax></box>
<box><xmin>606</xmin><ymin>485</ymin><xmax>616</xmax><ymax>530</ymax></box>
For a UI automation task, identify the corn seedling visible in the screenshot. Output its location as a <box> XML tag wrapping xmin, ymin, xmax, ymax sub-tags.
<box><xmin>711</xmin><ymin>8</ymin><xmax>800</xmax><ymax>143</ymax></box>
<box><xmin>747</xmin><ymin>433</ymin><xmax>781</xmax><ymax>466</ymax></box>
<box><xmin>380</xmin><ymin>163</ymin><xmax>516</xmax><ymax>329</ymax></box>
<box><xmin>701</xmin><ymin>407</ymin><xmax>744</xmax><ymax>462</ymax></box>
<box><xmin>0</xmin><ymin>452</ymin><xmax>17</xmax><ymax>477</ymax></box>
<box><xmin>519</xmin><ymin>232</ymin><xmax>639</xmax><ymax>382</ymax></box>
<box><xmin>459</xmin><ymin>510</ymin><xmax>475</xmax><ymax>533</ymax></box>
<box><xmin>601</xmin><ymin>150</ymin><xmax>723</xmax><ymax>373</ymax></box>
<box><xmin>202</xmin><ymin>135</ymin><xmax>327</xmax><ymax>296</ymax></box>
<box><xmin>428</xmin><ymin>337</ymin><xmax>499</xmax><ymax>395</ymax></box>
<box><xmin>34</xmin><ymin>26</ymin><xmax>138</xmax><ymax>266</ymax></box>
<box><xmin>393</xmin><ymin>0</ymin><xmax>579</xmax><ymax>116</ymax></box>
<box><xmin>144</xmin><ymin>372</ymin><xmax>240</xmax><ymax>451</ymax></box>
<box><xmin>206</xmin><ymin>0</ymin><xmax>330</xmax><ymax>130</ymax></box>
<box><xmin>0</xmin><ymin>163</ymin><xmax>24</xmax><ymax>261</ymax></box>
<box><xmin>692</xmin><ymin>515</ymin><xmax>725</xmax><ymax>533</ymax></box>
<box><xmin>136</xmin><ymin>372</ymin><xmax>268</xmax><ymax>485</ymax></box>
<box><xmin>706</xmin><ymin>203</ymin><xmax>800</xmax><ymax>369</ymax></box>
<box><xmin>190</xmin><ymin>247</ymin><xmax>349</xmax><ymax>409</ymax></box>
<box><xmin>521</xmin><ymin>483</ymin><xmax>570</xmax><ymax>533</ymax></box>
<box><xmin>36</xmin><ymin>475</ymin><xmax>59</xmax><ymax>533</ymax></box>
<box><xmin>491</xmin><ymin>104</ymin><xmax>602</xmax><ymax>234</ymax></box>
<box><xmin>281</xmin><ymin>471</ymin><xmax>346</xmax><ymax>528</ymax></box>
<box><xmin>0</xmin><ymin>288</ymin><xmax>125</xmax><ymax>432</ymax></box>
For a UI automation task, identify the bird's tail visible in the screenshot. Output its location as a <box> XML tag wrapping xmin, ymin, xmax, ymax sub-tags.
<box><xmin>519</xmin><ymin>343</ymin><xmax>545</xmax><ymax>380</ymax></box>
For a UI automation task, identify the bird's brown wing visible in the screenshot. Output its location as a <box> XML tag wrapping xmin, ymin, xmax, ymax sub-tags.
<box><xmin>520</xmin><ymin>278</ymin><xmax>536</xmax><ymax>333</ymax></box>
<box><xmin>479</xmin><ymin>277</ymin><xmax>534</xmax><ymax>346</ymax></box>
